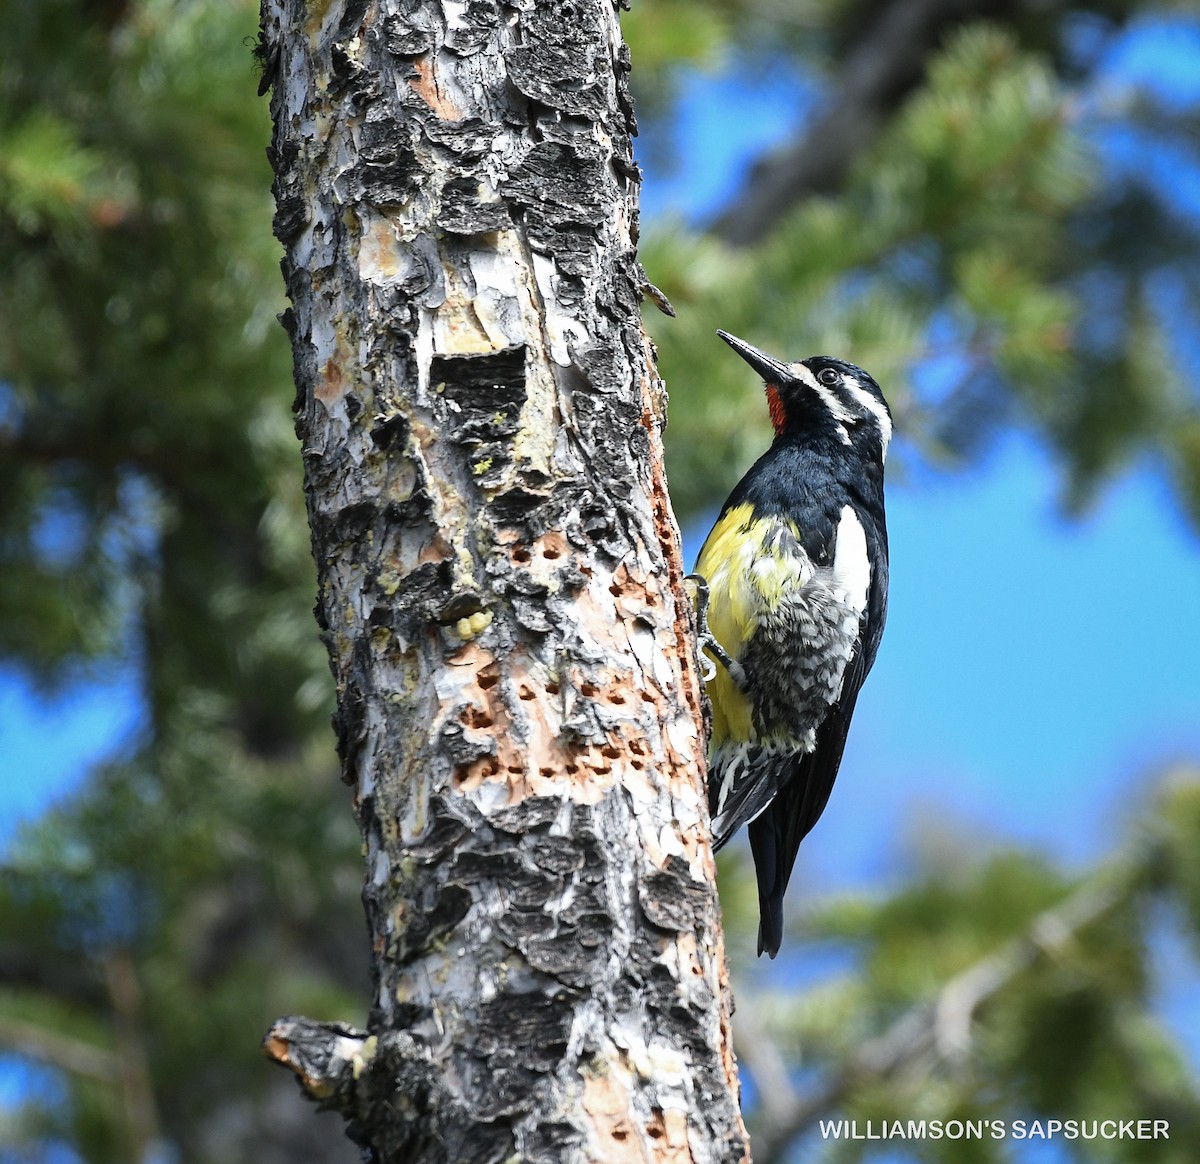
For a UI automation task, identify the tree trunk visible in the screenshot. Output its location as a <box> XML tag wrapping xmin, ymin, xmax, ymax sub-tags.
<box><xmin>257</xmin><ymin>1</ymin><xmax>748</xmax><ymax>1161</ymax></box>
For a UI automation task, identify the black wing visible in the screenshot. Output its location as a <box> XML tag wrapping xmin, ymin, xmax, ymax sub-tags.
<box><xmin>749</xmin><ymin>525</ymin><xmax>888</xmax><ymax>958</ymax></box>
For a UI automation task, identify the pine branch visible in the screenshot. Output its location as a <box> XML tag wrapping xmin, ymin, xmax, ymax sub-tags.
<box><xmin>711</xmin><ymin>0</ymin><xmax>1073</xmax><ymax>246</ymax></box>
<box><xmin>0</xmin><ymin>945</ymin><xmax>108</xmax><ymax>1009</ymax></box>
<box><xmin>746</xmin><ymin>850</ymin><xmax>1140</xmax><ymax>1163</ymax></box>
<box><xmin>103</xmin><ymin>949</ymin><xmax>161</xmax><ymax>1164</ymax></box>
<box><xmin>0</xmin><ymin>1012</ymin><xmax>119</xmax><ymax>1083</ymax></box>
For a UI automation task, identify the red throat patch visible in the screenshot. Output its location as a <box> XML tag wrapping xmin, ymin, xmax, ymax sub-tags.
<box><xmin>765</xmin><ymin>385</ymin><xmax>786</xmax><ymax>434</ymax></box>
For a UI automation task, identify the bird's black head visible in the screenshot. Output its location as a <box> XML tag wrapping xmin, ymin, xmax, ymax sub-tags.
<box><xmin>717</xmin><ymin>330</ymin><xmax>892</xmax><ymax>460</ymax></box>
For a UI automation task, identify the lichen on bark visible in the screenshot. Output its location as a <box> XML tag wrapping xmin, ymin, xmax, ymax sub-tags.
<box><xmin>259</xmin><ymin>1</ymin><xmax>747</xmax><ymax>1160</ymax></box>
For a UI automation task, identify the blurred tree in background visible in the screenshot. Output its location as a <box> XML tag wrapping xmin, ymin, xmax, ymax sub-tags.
<box><xmin>1</xmin><ymin>1</ymin><xmax>360</xmax><ymax>1159</ymax></box>
<box><xmin>1</xmin><ymin>0</ymin><xmax>1198</xmax><ymax>1161</ymax></box>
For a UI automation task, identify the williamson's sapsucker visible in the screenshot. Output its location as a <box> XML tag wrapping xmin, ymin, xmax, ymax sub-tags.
<box><xmin>695</xmin><ymin>330</ymin><xmax>891</xmax><ymax>957</ymax></box>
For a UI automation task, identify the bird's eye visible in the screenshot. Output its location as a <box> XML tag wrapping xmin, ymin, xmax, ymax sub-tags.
<box><xmin>817</xmin><ymin>368</ymin><xmax>840</xmax><ymax>387</ymax></box>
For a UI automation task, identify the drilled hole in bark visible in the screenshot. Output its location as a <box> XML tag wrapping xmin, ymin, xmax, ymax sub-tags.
<box><xmin>609</xmin><ymin>583</ymin><xmax>622</xmax><ymax>597</ymax></box>
<box><xmin>647</xmin><ymin>1125</ymin><xmax>664</xmax><ymax>1140</ymax></box>
<box><xmin>579</xmin><ymin>564</ymin><xmax>592</xmax><ymax>577</ymax></box>
<box><xmin>630</xmin><ymin>758</ymin><xmax>645</xmax><ymax>770</ymax></box>
<box><xmin>451</xmin><ymin>756</ymin><xmax>501</xmax><ymax>789</ymax></box>
<box><xmin>611</xmin><ymin>1127</ymin><xmax>629</xmax><ymax>1142</ymax></box>
<box><xmin>600</xmin><ymin>745</ymin><xmax>620</xmax><ymax>759</ymax></box>
<box><xmin>608</xmin><ymin>693</ymin><xmax>626</xmax><ymax>705</ymax></box>
<box><xmin>478</xmin><ymin>671</ymin><xmax>499</xmax><ymax>690</ymax></box>
<box><xmin>580</xmin><ymin>682</ymin><xmax>598</xmax><ymax>697</ymax></box>
<box><xmin>545</xmin><ymin>682</ymin><xmax>560</xmax><ymax>695</ymax></box>
<box><xmin>462</xmin><ymin>707</ymin><xmax>494</xmax><ymax>729</ymax></box>
<box><xmin>542</xmin><ymin>546</ymin><xmax>561</xmax><ymax>559</ymax></box>
<box><xmin>512</xmin><ymin>548</ymin><xmax>532</xmax><ymax>564</ymax></box>
<box><xmin>518</xmin><ymin>685</ymin><xmax>535</xmax><ymax>701</ymax></box>
<box><xmin>640</xmin><ymin>690</ymin><xmax>655</xmax><ymax>703</ymax></box>
<box><xmin>539</xmin><ymin>767</ymin><xmax>555</xmax><ymax>778</ymax></box>
<box><xmin>506</xmin><ymin>765</ymin><xmax>523</xmax><ymax>774</ymax></box>
<box><xmin>565</xmin><ymin>764</ymin><xmax>578</xmax><ymax>775</ymax></box>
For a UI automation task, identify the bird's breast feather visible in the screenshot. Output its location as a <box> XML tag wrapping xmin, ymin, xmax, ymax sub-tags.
<box><xmin>696</xmin><ymin>505</ymin><xmax>816</xmax><ymax>654</ymax></box>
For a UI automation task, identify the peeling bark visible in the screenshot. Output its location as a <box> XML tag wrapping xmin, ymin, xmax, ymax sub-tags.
<box><xmin>259</xmin><ymin>1</ymin><xmax>747</xmax><ymax>1160</ymax></box>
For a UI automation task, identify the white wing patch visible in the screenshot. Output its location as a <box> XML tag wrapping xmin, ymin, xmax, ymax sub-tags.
<box><xmin>827</xmin><ymin>505</ymin><xmax>870</xmax><ymax>618</ymax></box>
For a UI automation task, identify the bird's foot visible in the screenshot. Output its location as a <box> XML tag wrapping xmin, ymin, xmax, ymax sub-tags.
<box><xmin>685</xmin><ymin>573</ymin><xmax>748</xmax><ymax>691</ymax></box>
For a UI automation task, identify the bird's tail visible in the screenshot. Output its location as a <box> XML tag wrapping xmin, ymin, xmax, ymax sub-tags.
<box><xmin>749</xmin><ymin>808</ymin><xmax>786</xmax><ymax>957</ymax></box>
<box><xmin>707</xmin><ymin>743</ymin><xmax>793</xmax><ymax>853</ymax></box>
<box><xmin>746</xmin><ymin>752</ymin><xmax>840</xmax><ymax>957</ymax></box>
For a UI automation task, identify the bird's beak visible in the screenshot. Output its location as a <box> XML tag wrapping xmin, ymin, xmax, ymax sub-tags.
<box><xmin>716</xmin><ymin>330</ymin><xmax>792</xmax><ymax>386</ymax></box>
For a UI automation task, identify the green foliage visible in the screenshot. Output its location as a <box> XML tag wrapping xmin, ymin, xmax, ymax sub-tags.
<box><xmin>0</xmin><ymin>1</ymin><xmax>352</xmax><ymax>1159</ymax></box>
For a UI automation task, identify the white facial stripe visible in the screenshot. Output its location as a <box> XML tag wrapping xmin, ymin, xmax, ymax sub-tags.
<box><xmin>843</xmin><ymin>375</ymin><xmax>893</xmax><ymax>457</ymax></box>
<box><xmin>791</xmin><ymin>363</ymin><xmax>854</xmax><ymax>444</ymax></box>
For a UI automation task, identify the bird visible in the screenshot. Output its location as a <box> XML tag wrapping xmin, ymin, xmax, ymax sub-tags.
<box><xmin>693</xmin><ymin>330</ymin><xmax>891</xmax><ymax>957</ymax></box>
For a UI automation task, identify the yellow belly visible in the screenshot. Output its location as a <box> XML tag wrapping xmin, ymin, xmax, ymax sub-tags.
<box><xmin>695</xmin><ymin>503</ymin><xmax>812</xmax><ymax>747</ymax></box>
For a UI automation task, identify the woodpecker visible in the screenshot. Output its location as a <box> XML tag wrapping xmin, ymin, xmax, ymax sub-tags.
<box><xmin>695</xmin><ymin>330</ymin><xmax>891</xmax><ymax>957</ymax></box>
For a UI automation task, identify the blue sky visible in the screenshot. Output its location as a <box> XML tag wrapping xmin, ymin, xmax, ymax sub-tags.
<box><xmin>0</xmin><ymin>666</ymin><xmax>140</xmax><ymax>843</ymax></box>
<box><xmin>800</xmin><ymin>437</ymin><xmax>1200</xmax><ymax>882</ymax></box>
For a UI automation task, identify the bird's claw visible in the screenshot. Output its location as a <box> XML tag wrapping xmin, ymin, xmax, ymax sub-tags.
<box><xmin>686</xmin><ymin>573</ymin><xmax>745</xmax><ymax>689</ymax></box>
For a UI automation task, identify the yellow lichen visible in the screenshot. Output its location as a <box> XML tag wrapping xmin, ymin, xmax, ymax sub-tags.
<box><xmin>351</xmin><ymin>1035</ymin><xmax>378</xmax><ymax>1079</ymax></box>
<box><xmin>454</xmin><ymin>609</ymin><xmax>494</xmax><ymax>640</ymax></box>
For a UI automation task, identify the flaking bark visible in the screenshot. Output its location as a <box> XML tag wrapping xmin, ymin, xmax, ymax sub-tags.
<box><xmin>258</xmin><ymin>1</ymin><xmax>748</xmax><ymax>1160</ymax></box>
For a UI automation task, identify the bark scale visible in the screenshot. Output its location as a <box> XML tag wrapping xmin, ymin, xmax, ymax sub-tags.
<box><xmin>258</xmin><ymin>1</ymin><xmax>747</xmax><ymax>1160</ymax></box>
